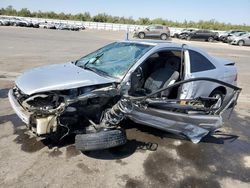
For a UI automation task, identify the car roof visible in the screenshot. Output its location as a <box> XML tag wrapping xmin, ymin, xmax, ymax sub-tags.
<box><xmin>120</xmin><ymin>40</ymin><xmax>212</xmax><ymax>60</ymax></box>
<box><xmin>121</xmin><ymin>40</ymin><xmax>196</xmax><ymax>50</ymax></box>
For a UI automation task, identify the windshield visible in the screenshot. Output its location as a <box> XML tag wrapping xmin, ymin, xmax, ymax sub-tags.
<box><xmin>75</xmin><ymin>42</ymin><xmax>153</xmax><ymax>79</ymax></box>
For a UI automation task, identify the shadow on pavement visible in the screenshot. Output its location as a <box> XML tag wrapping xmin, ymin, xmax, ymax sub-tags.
<box><xmin>82</xmin><ymin>139</ymin><xmax>158</xmax><ymax>160</ymax></box>
<box><xmin>0</xmin><ymin>88</ymin><xmax>10</xmax><ymax>99</ymax></box>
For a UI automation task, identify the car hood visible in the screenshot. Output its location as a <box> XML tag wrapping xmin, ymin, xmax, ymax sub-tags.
<box><xmin>16</xmin><ymin>62</ymin><xmax>117</xmax><ymax>95</ymax></box>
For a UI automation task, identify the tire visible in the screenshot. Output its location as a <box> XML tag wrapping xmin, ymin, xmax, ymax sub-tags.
<box><xmin>138</xmin><ymin>32</ymin><xmax>145</xmax><ymax>39</ymax></box>
<box><xmin>209</xmin><ymin>90</ymin><xmax>225</xmax><ymax>110</ymax></box>
<box><xmin>75</xmin><ymin>129</ymin><xmax>127</xmax><ymax>151</ymax></box>
<box><xmin>238</xmin><ymin>40</ymin><xmax>244</xmax><ymax>46</ymax></box>
<box><xmin>186</xmin><ymin>36</ymin><xmax>191</xmax><ymax>41</ymax></box>
<box><xmin>208</xmin><ymin>37</ymin><xmax>214</xmax><ymax>42</ymax></box>
<box><xmin>160</xmin><ymin>33</ymin><xmax>168</xmax><ymax>40</ymax></box>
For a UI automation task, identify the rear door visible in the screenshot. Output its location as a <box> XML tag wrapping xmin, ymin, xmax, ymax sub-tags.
<box><xmin>193</xmin><ymin>30</ymin><xmax>203</xmax><ymax>39</ymax></box>
<box><xmin>245</xmin><ymin>35</ymin><xmax>250</xmax><ymax>45</ymax></box>
<box><xmin>146</xmin><ymin>25</ymin><xmax>158</xmax><ymax>37</ymax></box>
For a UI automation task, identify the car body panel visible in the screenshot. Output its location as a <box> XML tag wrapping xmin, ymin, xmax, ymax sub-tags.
<box><xmin>15</xmin><ymin>62</ymin><xmax>116</xmax><ymax>95</ymax></box>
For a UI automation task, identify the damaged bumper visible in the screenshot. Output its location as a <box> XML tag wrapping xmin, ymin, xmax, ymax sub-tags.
<box><xmin>8</xmin><ymin>89</ymin><xmax>30</xmax><ymax>124</ymax></box>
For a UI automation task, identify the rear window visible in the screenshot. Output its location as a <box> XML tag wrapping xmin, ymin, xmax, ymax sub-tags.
<box><xmin>189</xmin><ymin>50</ymin><xmax>216</xmax><ymax>73</ymax></box>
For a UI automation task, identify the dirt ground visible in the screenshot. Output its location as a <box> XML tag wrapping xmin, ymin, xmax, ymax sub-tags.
<box><xmin>0</xmin><ymin>27</ymin><xmax>250</xmax><ymax>188</ymax></box>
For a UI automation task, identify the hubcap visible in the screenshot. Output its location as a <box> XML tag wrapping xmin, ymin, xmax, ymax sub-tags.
<box><xmin>139</xmin><ymin>33</ymin><xmax>144</xmax><ymax>39</ymax></box>
<box><xmin>161</xmin><ymin>35</ymin><xmax>167</xmax><ymax>40</ymax></box>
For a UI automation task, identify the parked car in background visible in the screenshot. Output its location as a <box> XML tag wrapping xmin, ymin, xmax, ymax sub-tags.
<box><xmin>39</xmin><ymin>22</ymin><xmax>56</xmax><ymax>29</ymax></box>
<box><xmin>226</xmin><ymin>31</ymin><xmax>248</xmax><ymax>43</ymax></box>
<box><xmin>8</xmin><ymin>41</ymin><xmax>240</xmax><ymax>151</ymax></box>
<box><xmin>178</xmin><ymin>28</ymin><xmax>197</xmax><ymax>39</ymax></box>
<box><xmin>219</xmin><ymin>30</ymin><xmax>245</xmax><ymax>42</ymax></box>
<box><xmin>231</xmin><ymin>33</ymin><xmax>250</xmax><ymax>46</ymax></box>
<box><xmin>8</xmin><ymin>17</ymin><xmax>30</xmax><ymax>27</ymax></box>
<box><xmin>186</xmin><ymin>30</ymin><xmax>218</xmax><ymax>42</ymax></box>
<box><xmin>133</xmin><ymin>25</ymin><xmax>170</xmax><ymax>40</ymax></box>
<box><xmin>0</xmin><ymin>17</ymin><xmax>10</xmax><ymax>26</ymax></box>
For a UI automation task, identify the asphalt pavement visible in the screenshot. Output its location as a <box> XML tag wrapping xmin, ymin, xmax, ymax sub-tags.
<box><xmin>0</xmin><ymin>26</ymin><xmax>250</xmax><ymax>188</ymax></box>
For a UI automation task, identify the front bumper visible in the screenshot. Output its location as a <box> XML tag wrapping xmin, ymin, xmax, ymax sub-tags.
<box><xmin>8</xmin><ymin>89</ymin><xmax>30</xmax><ymax>124</ymax></box>
<box><xmin>231</xmin><ymin>40</ymin><xmax>238</xmax><ymax>45</ymax></box>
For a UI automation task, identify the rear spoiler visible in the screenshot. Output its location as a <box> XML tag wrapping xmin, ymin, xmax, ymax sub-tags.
<box><xmin>224</xmin><ymin>62</ymin><xmax>235</xmax><ymax>66</ymax></box>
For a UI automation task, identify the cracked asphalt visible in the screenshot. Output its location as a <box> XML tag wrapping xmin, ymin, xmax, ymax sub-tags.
<box><xmin>0</xmin><ymin>27</ymin><xmax>250</xmax><ymax>188</ymax></box>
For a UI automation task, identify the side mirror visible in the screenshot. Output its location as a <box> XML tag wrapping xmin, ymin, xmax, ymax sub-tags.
<box><xmin>146</xmin><ymin>28</ymin><xmax>149</xmax><ymax>31</ymax></box>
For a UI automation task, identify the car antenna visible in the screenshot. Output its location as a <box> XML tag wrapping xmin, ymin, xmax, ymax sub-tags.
<box><xmin>180</xmin><ymin>44</ymin><xmax>187</xmax><ymax>80</ymax></box>
<box><xmin>125</xmin><ymin>26</ymin><xmax>129</xmax><ymax>41</ymax></box>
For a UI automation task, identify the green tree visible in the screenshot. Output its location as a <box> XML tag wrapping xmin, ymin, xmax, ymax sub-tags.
<box><xmin>18</xmin><ymin>8</ymin><xmax>32</xmax><ymax>17</ymax></box>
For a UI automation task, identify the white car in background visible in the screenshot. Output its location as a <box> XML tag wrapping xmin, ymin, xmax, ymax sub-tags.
<box><xmin>231</xmin><ymin>33</ymin><xmax>250</xmax><ymax>46</ymax></box>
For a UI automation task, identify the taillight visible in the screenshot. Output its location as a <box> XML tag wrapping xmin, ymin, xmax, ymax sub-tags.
<box><xmin>234</xmin><ymin>74</ymin><xmax>238</xmax><ymax>81</ymax></box>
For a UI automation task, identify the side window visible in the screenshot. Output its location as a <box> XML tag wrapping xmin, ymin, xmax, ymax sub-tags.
<box><xmin>189</xmin><ymin>50</ymin><xmax>216</xmax><ymax>73</ymax></box>
<box><xmin>148</xmin><ymin>26</ymin><xmax>156</xmax><ymax>30</ymax></box>
<box><xmin>156</xmin><ymin>26</ymin><xmax>163</xmax><ymax>30</ymax></box>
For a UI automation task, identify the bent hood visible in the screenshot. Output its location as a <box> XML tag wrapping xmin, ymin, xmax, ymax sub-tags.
<box><xmin>16</xmin><ymin>62</ymin><xmax>117</xmax><ymax>95</ymax></box>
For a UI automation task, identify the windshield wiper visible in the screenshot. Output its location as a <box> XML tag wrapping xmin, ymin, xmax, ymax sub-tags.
<box><xmin>82</xmin><ymin>65</ymin><xmax>110</xmax><ymax>77</ymax></box>
<box><xmin>83</xmin><ymin>53</ymin><xmax>104</xmax><ymax>69</ymax></box>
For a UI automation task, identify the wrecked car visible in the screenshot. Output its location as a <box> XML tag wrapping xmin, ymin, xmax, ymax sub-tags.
<box><xmin>8</xmin><ymin>40</ymin><xmax>241</xmax><ymax>151</ymax></box>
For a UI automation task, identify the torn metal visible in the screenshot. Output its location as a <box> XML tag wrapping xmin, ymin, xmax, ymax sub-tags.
<box><xmin>100</xmin><ymin>77</ymin><xmax>241</xmax><ymax>143</ymax></box>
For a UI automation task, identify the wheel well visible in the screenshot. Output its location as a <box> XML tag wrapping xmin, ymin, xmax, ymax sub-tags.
<box><xmin>238</xmin><ymin>40</ymin><xmax>244</xmax><ymax>44</ymax></box>
<box><xmin>211</xmin><ymin>86</ymin><xmax>227</xmax><ymax>95</ymax></box>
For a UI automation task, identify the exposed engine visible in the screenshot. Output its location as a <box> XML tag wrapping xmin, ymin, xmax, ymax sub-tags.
<box><xmin>13</xmin><ymin>84</ymin><xmax>120</xmax><ymax>138</ymax></box>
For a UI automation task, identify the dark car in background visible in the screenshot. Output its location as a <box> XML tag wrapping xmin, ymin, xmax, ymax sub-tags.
<box><xmin>133</xmin><ymin>25</ymin><xmax>170</xmax><ymax>40</ymax></box>
<box><xmin>186</xmin><ymin>29</ymin><xmax>218</xmax><ymax>42</ymax></box>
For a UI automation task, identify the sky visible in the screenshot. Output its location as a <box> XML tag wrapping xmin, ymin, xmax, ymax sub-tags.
<box><xmin>0</xmin><ymin>0</ymin><xmax>250</xmax><ymax>25</ymax></box>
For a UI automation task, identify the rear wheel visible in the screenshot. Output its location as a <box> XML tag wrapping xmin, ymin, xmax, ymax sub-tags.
<box><xmin>75</xmin><ymin>129</ymin><xmax>127</xmax><ymax>151</ymax></box>
<box><xmin>238</xmin><ymin>40</ymin><xmax>244</xmax><ymax>46</ymax></box>
<box><xmin>208</xmin><ymin>37</ymin><xmax>214</xmax><ymax>42</ymax></box>
<box><xmin>160</xmin><ymin>33</ymin><xmax>168</xmax><ymax>40</ymax></box>
<box><xmin>138</xmin><ymin>32</ymin><xmax>145</xmax><ymax>39</ymax></box>
<box><xmin>209</xmin><ymin>90</ymin><xmax>225</xmax><ymax>111</ymax></box>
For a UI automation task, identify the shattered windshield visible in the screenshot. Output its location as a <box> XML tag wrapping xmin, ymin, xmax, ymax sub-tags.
<box><xmin>75</xmin><ymin>42</ymin><xmax>153</xmax><ymax>79</ymax></box>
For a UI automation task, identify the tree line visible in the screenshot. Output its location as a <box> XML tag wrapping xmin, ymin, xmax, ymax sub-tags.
<box><xmin>1</xmin><ymin>5</ymin><xmax>250</xmax><ymax>31</ymax></box>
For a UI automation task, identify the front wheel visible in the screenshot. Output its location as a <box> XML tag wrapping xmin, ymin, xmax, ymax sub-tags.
<box><xmin>208</xmin><ymin>37</ymin><xmax>214</xmax><ymax>42</ymax></box>
<box><xmin>238</xmin><ymin>40</ymin><xmax>244</xmax><ymax>46</ymax></box>
<box><xmin>160</xmin><ymin>34</ymin><xmax>168</xmax><ymax>40</ymax></box>
<box><xmin>138</xmin><ymin>32</ymin><xmax>145</xmax><ymax>39</ymax></box>
<box><xmin>186</xmin><ymin>36</ymin><xmax>191</xmax><ymax>41</ymax></box>
<box><xmin>75</xmin><ymin>129</ymin><xmax>127</xmax><ymax>151</ymax></box>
